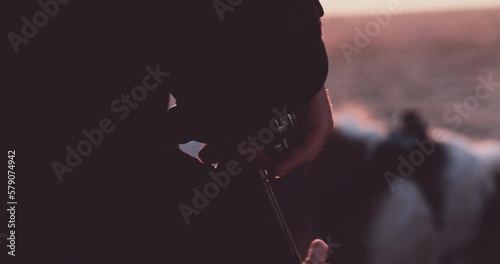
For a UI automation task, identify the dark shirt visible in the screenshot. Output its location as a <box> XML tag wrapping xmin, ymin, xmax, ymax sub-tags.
<box><xmin>4</xmin><ymin>1</ymin><xmax>327</xmax><ymax>262</ymax></box>
<box><xmin>167</xmin><ymin>0</ymin><xmax>328</xmax><ymax>143</ymax></box>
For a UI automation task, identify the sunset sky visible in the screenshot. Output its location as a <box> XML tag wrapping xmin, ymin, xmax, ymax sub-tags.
<box><xmin>321</xmin><ymin>0</ymin><xmax>500</xmax><ymax>16</ymax></box>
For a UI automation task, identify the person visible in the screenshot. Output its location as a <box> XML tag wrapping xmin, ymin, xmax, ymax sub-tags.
<box><xmin>5</xmin><ymin>0</ymin><xmax>332</xmax><ymax>263</ymax></box>
<box><xmin>166</xmin><ymin>0</ymin><xmax>333</xmax><ymax>177</ymax></box>
<box><xmin>164</xmin><ymin>0</ymin><xmax>334</xmax><ymax>262</ymax></box>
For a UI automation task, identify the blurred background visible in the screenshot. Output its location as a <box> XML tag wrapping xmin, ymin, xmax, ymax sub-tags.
<box><xmin>320</xmin><ymin>0</ymin><xmax>500</xmax><ymax>139</ymax></box>
<box><xmin>322</xmin><ymin>0</ymin><xmax>500</xmax><ymax>16</ymax></box>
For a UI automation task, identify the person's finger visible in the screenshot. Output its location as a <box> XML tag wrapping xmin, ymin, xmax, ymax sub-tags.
<box><xmin>272</xmin><ymin>145</ymin><xmax>316</xmax><ymax>177</ymax></box>
<box><xmin>303</xmin><ymin>239</ymin><xmax>329</xmax><ymax>264</ymax></box>
<box><xmin>234</xmin><ymin>142</ymin><xmax>275</xmax><ymax>169</ymax></box>
<box><xmin>198</xmin><ymin>144</ymin><xmax>228</xmax><ymax>164</ymax></box>
<box><xmin>199</xmin><ymin>141</ymin><xmax>275</xmax><ymax>170</ymax></box>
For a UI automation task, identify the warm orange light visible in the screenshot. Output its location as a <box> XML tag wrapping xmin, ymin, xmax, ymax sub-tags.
<box><xmin>321</xmin><ymin>0</ymin><xmax>500</xmax><ymax>16</ymax></box>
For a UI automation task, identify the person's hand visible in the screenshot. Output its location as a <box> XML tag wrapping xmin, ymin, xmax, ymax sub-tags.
<box><xmin>199</xmin><ymin>86</ymin><xmax>333</xmax><ymax>177</ymax></box>
<box><xmin>272</xmin><ymin>85</ymin><xmax>333</xmax><ymax>177</ymax></box>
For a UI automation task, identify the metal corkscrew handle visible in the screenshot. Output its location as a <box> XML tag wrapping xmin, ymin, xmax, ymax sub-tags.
<box><xmin>271</xmin><ymin>112</ymin><xmax>299</xmax><ymax>159</ymax></box>
<box><xmin>257</xmin><ymin>111</ymin><xmax>303</xmax><ymax>263</ymax></box>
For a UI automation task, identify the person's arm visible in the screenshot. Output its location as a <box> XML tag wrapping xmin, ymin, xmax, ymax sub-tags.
<box><xmin>273</xmin><ymin>85</ymin><xmax>333</xmax><ymax>178</ymax></box>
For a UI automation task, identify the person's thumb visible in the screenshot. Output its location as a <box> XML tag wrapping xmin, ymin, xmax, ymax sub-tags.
<box><xmin>303</xmin><ymin>239</ymin><xmax>329</xmax><ymax>264</ymax></box>
<box><xmin>198</xmin><ymin>144</ymin><xmax>228</xmax><ymax>164</ymax></box>
<box><xmin>272</xmin><ymin>146</ymin><xmax>317</xmax><ymax>178</ymax></box>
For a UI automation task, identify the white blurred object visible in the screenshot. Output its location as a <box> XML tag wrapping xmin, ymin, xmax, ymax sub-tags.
<box><xmin>168</xmin><ymin>93</ymin><xmax>176</xmax><ymax>110</ymax></box>
<box><xmin>179</xmin><ymin>141</ymin><xmax>204</xmax><ymax>159</ymax></box>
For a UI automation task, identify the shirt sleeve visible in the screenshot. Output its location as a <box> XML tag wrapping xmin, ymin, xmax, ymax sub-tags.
<box><xmin>167</xmin><ymin>0</ymin><xmax>329</xmax><ymax>143</ymax></box>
